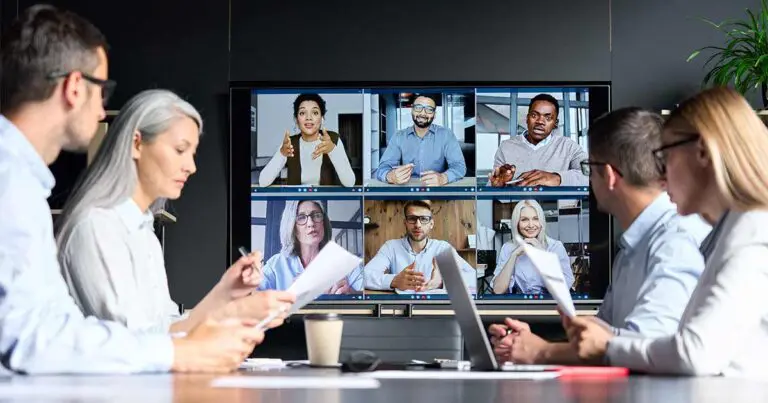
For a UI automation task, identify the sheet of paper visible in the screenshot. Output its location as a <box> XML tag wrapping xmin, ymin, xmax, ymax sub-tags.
<box><xmin>515</xmin><ymin>235</ymin><xmax>577</xmax><ymax>318</ymax></box>
<box><xmin>286</xmin><ymin>241</ymin><xmax>363</xmax><ymax>314</ymax></box>
<box><xmin>360</xmin><ymin>370</ymin><xmax>559</xmax><ymax>380</ymax></box>
<box><xmin>211</xmin><ymin>376</ymin><xmax>380</xmax><ymax>389</ymax></box>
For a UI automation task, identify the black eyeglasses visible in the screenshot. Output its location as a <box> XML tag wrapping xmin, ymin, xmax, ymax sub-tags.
<box><xmin>580</xmin><ymin>160</ymin><xmax>623</xmax><ymax>177</ymax></box>
<box><xmin>412</xmin><ymin>104</ymin><xmax>436</xmax><ymax>114</ymax></box>
<box><xmin>651</xmin><ymin>135</ymin><xmax>700</xmax><ymax>174</ymax></box>
<box><xmin>296</xmin><ymin>211</ymin><xmax>324</xmax><ymax>226</ymax></box>
<box><xmin>47</xmin><ymin>71</ymin><xmax>116</xmax><ymax>106</ymax></box>
<box><xmin>405</xmin><ymin>215</ymin><xmax>432</xmax><ymax>225</ymax></box>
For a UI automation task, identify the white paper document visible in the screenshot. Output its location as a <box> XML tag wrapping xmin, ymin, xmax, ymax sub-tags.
<box><xmin>515</xmin><ymin>235</ymin><xmax>576</xmax><ymax>318</ymax></box>
<box><xmin>286</xmin><ymin>241</ymin><xmax>363</xmax><ymax>314</ymax></box>
<box><xmin>211</xmin><ymin>376</ymin><xmax>380</xmax><ymax>389</ymax></box>
<box><xmin>361</xmin><ymin>370</ymin><xmax>559</xmax><ymax>380</ymax></box>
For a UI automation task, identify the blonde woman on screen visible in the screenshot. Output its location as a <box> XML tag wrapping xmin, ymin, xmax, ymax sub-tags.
<box><xmin>491</xmin><ymin>199</ymin><xmax>574</xmax><ymax>294</ymax></box>
<box><xmin>56</xmin><ymin>89</ymin><xmax>294</xmax><ymax>335</ymax></box>
<box><xmin>567</xmin><ymin>87</ymin><xmax>768</xmax><ymax>377</ymax></box>
<box><xmin>258</xmin><ymin>200</ymin><xmax>363</xmax><ymax>294</ymax></box>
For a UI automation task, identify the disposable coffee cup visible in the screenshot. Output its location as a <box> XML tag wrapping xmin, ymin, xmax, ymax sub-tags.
<box><xmin>304</xmin><ymin>313</ymin><xmax>344</xmax><ymax>367</ymax></box>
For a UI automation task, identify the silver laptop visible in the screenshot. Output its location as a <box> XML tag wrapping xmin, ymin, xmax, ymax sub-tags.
<box><xmin>435</xmin><ymin>249</ymin><xmax>557</xmax><ymax>372</ymax></box>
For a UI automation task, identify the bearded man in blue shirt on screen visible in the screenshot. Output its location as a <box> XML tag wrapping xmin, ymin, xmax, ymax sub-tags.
<box><xmin>364</xmin><ymin>200</ymin><xmax>476</xmax><ymax>292</ymax></box>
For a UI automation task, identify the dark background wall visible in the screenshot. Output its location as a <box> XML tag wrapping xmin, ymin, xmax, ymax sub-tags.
<box><xmin>2</xmin><ymin>0</ymin><xmax>761</xmax><ymax>306</ymax></box>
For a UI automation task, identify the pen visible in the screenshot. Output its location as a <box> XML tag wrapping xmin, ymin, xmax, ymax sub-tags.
<box><xmin>238</xmin><ymin>246</ymin><xmax>262</xmax><ymax>279</ymax></box>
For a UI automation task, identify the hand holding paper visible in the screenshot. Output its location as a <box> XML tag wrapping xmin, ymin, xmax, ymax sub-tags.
<box><xmin>514</xmin><ymin>235</ymin><xmax>576</xmax><ymax>318</ymax></box>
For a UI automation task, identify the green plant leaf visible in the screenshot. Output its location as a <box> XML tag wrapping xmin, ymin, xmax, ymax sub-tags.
<box><xmin>687</xmin><ymin>50</ymin><xmax>702</xmax><ymax>62</ymax></box>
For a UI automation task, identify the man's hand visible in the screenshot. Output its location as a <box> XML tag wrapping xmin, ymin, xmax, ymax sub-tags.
<box><xmin>488</xmin><ymin>318</ymin><xmax>530</xmax><ymax>362</ymax></box>
<box><xmin>390</xmin><ymin>263</ymin><xmax>425</xmax><ymax>290</ymax></box>
<box><xmin>385</xmin><ymin>164</ymin><xmax>414</xmax><ymax>184</ymax></box>
<box><xmin>565</xmin><ymin>316</ymin><xmax>614</xmax><ymax>362</ymax></box>
<box><xmin>420</xmin><ymin>170</ymin><xmax>448</xmax><ymax>186</ymax></box>
<box><xmin>216</xmin><ymin>251</ymin><xmax>264</xmax><ymax>300</ymax></box>
<box><xmin>488</xmin><ymin>164</ymin><xmax>515</xmax><ymax>187</ymax></box>
<box><xmin>517</xmin><ymin>170</ymin><xmax>561</xmax><ymax>187</ymax></box>
<box><xmin>171</xmin><ymin>317</ymin><xmax>265</xmax><ymax>373</ymax></box>
<box><xmin>509</xmin><ymin>330</ymin><xmax>549</xmax><ymax>364</ymax></box>
<box><xmin>279</xmin><ymin>130</ymin><xmax>295</xmax><ymax>157</ymax></box>
<box><xmin>311</xmin><ymin>129</ymin><xmax>336</xmax><ymax>160</ymax></box>
<box><xmin>214</xmin><ymin>290</ymin><xmax>295</xmax><ymax>329</ymax></box>
<box><xmin>416</xmin><ymin>258</ymin><xmax>442</xmax><ymax>291</ymax></box>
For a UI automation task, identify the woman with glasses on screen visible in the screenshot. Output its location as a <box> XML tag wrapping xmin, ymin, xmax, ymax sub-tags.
<box><xmin>491</xmin><ymin>199</ymin><xmax>574</xmax><ymax>295</ymax></box>
<box><xmin>56</xmin><ymin>89</ymin><xmax>295</xmax><ymax>335</ymax></box>
<box><xmin>258</xmin><ymin>93</ymin><xmax>356</xmax><ymax>187</ymax></box>
<box><xmin>566</xmin><ymin>87</ymin><xmax>768</xmax><ymax>377</ymax></box>
<box><xmin>258</xmin><ymin>200</ymin><xmax>363</xmax><ymax>294</ymax></box>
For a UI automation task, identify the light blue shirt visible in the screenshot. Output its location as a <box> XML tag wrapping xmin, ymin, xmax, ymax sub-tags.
<box><xmin>375</xmin><ymin>124</ymin><xmax>466</xmax><ymax>183</ymax></box>
<box><xmin>597</xmin><ymin>193</ymin><xmax>710</xmax><ymax>338</ymax></box>
<box><xmin>520</xmin><ymin>130</ymin><xmax>554</xmax><ymax>150</ymax></box>
<box><xmin>0</xmin><ymin>115</ymin><xmax>173</xmax><ymax>374</ymax></box>
<box><xmin>364</xmin><ymin>237</ymin><xmax>476</xmax><ymax>292</ymax></box>
<box><xmin>492</xmin><ymin>236</ymin><xmax>574</xmax><ymax>294</ymax></box>
<box><xmin>257</xmin><ymin>252</ymin><xmax>364</xmax><ymax>293</ymax></box>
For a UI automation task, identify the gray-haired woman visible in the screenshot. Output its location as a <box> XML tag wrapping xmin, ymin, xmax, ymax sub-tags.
<box><xmin>56</xmin><ymin>89</ymin><xmax>294</xmax><ymax>334</ymax></box>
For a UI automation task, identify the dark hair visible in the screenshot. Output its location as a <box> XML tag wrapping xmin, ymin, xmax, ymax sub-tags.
<box><xmin>413</xmin><ymin>93</ymin><xmax>439</xmax><ymax>106</ymax></box>
<box><xmin>0</xmin><ymin>5</ymin><xmax>108</xmax><ymax>113</ymax></box>
<box><xmin>528</xmin><ymin>94</ymin><xmax>559</xmax><ymax>116</ymax></box>
<box><xmin>293</xmin><ymin>93</ymin><xmax>327</xmax><ymax>118</ymax></box>
<box><xmin>589</xmin><ymin>107</ymin><xmax>665</xmax><ymax>187</ymax></box>
<box><xmin>403</xmin><ymin>200</ymin><xmax>432</xmax><ymax>216</ymax></box>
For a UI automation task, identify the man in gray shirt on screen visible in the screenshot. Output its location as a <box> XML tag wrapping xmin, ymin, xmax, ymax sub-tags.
<box><xmin>488</xmin><ymin>94</ymin><xmax>588</xmax><ymax>187</ymax></box>
<box><xmin>487</xmin><ymin>107</ymin><xmax>711</xmax><ymax>365</ymax></box>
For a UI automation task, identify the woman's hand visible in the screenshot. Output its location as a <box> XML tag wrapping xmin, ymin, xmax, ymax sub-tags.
<box><xmin>217</xmin><ymin>251</ymin><xmax>264</xmax><ymax>300</ymax></box>
<box><xmin>280</xmin><ymin>130</ymin><xmax>295</xmax><ymax>157</ymax></box>
<box><xmin>523</xmin><ymin>237</ymin><xmax>542</xmax><ymax>249</ymax></box>
<box><xmin>328</xmin><ymin>278</ymin><xmax>352</xmax><ymax>295</ymax></box>
<box><xmin>311</xmin><ymin>129</ymin><xmax>336</xmax><ymax>159</ymax></box>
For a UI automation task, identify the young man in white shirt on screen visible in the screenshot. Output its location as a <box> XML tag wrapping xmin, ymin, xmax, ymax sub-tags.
<box><xmin>0</xmin><ymin>5</ymin><xmax>291</xmax><ymax>375</ymax></box>
<box><xmin>487</xmin><ymin>107</ymin><xmax>711</xmax><ymax>365</ymax></box>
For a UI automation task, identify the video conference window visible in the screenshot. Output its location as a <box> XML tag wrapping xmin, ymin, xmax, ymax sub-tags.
<box><xmin>250</xmin><ymin>197</ymin><xmax>364</xmax><ymax>295</ymax></box>
<box><xmin>363</xmin><ymin>198</ymin><xmax>477</xmax><ymax>295</ymax></box>
<box><xmin>476</xmin><ymin>89</ymin><xmax>590</xmax><ymax>188</ymax></box>
<box><xmin>475</xmin><ymin>197</ymin><xmax>590</xmax><ymax>296</ymax></box>
<box><xmin>251</xmin><ymin>91</ymin><xmax>364</xmax><ymax>187</ymax></box>
<box><xmin>367</xmin><ymin>90</ymin><xmax>476</xmax><ymax>187</ymax></box>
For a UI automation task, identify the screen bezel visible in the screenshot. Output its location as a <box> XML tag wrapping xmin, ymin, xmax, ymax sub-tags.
<box><xmin>229</xmin><ymin>81</ymin><xmax>613</xmax><ymax>306</ymax></box>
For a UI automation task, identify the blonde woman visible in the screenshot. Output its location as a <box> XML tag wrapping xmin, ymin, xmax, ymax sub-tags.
<box><xmin>491</xmin><ymin>199</ymin><xmax>574</xmax><ymax>294</ymax></box>
<box><xmin>567</xmin><ymin>87</ymin><xmax>768</xmax><ymax>377</ymax></box>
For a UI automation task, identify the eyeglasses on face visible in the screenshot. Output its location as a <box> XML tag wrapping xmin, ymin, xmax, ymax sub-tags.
<box><xmin>651</xmin><ymin>134</ymin><xmax>700</xmax><ymax>174</ymax></box>
<box><xmin>580</xmin><ymin>160</ymin><xmax>624</xmax><ymax>177</ymax></box>
<box><xmin>405</xmin><ymin>215</ymin><xmax>432</xmax><ymax>225</ymax></box>
<box><xmin>296</xmin><ymin>211</ymin><xmax>324</xmax><ymax>225</ymax></box>
<box><xmin>47</xmin><ymin>71</ymin><xmax>116</xmax><ymax>106</ymax></box>
<box><xmin>412</xmin><ymin>104</ymin><xmax>435</xmax><ymax>114</ymax></box>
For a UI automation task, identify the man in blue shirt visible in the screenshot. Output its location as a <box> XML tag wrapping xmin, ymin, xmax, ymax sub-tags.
<box><xmin>0</xmin><ymin>5</ymin><xmax>291</xmax><ymax>375</ymax></box>
<box><xmin>375</xmin><ymin>95</ymin><xmax>467</xmax><ymax>186</ymax></box>
<box><xmin>487</xmin><ymin>107</ymin><xmax>711</xmax><ymax>365</ymax></box>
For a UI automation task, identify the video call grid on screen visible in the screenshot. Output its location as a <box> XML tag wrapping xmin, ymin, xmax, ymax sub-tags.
<box><xmin>242</xmin><ymin>84</ymin><xmax>609</xmax><ymax>302</ymax></box>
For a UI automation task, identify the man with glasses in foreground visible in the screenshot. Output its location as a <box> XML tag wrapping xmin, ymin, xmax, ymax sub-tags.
<box><xmin>364</xmin><ymin>200</ymin><xmax>476</xmax><ymax>292</ymax></box>
<box><xmin>375</xmin><ymin>94</ymin><xmax>467</xmax><ymax>186</ymax></box>
<box><xmin>487</xmin><ymin>107</ymin><xmax>710</xmax><ymax>365</ymax></box>
<box><xmin>488</xmin><ymin>94</ymin><xmax>589</xmax><ymax>187</ymax></box>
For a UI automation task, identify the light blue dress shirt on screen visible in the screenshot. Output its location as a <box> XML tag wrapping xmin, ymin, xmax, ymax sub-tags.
<box><xmin>492</xmin><ymin>236</ymin><xmax>574</xmax><ymax>294</ymax></box>
<box><xmin>257</xmin><ymin>252</ymin><xmax>364</xmax><ymax>292</ymax></box>
<box><xmin>364</xmin><ymin>237</ymin><xmax>476</xmax><ymax>292</ymax></box>
<box><xmin>0</xmin><ymin>115</ymin><xmax>173</xmax><ymax>374</ymax></box>
<box><xmin>596</xmin><ymin>192</ymin><xmax>711</xmax><ymax>338</ymax></box>
<box><xmin>375</xmin><ymin>124</ymin><xmax>466</xmax><ymax>183</ymax></box>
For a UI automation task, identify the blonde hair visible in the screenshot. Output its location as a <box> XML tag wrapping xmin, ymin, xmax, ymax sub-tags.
<box><xmin>666</xmin><ymin>87</ymin><xmax>768</xmax><ymax>210</ymax></box>
<box><xmin>511</xmin><ymin>200</ymin><xmax>548</xmax><ymax>248</ymax></box>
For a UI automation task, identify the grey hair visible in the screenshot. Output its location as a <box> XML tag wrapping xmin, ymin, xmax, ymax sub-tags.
<box><xmin>511</xmin><ymin>199</ymin><xmax>549</xmax><ymax>248</ymax></box>
<box><xmin>55</xmin><ymin>89</ymin><xmax>202</xmax><ymax>249</ymax></box>
<box><xmin>279</xmin><ymin>200</ymin><xmax>332</xmax><ymax>256</ymax></box>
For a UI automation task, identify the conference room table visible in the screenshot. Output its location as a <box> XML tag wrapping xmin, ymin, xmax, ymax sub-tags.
<box><xmin>1</xmin><ymin>367</ymin><xmax>767</xmax><ymax>402</ymax></box>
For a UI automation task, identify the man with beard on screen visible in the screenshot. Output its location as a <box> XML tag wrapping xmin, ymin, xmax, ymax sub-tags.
<box><xmin>364</xmin><ymin>200</ymin><xmax>476</xmax><ymax>292</ymax></box>
<box><xmin>375</xmin><ymin>94</ymin><xmax>466</xmax><ymax>186</ymax></box>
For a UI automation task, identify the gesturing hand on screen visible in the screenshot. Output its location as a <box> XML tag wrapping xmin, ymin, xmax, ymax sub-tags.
<box><xmin>417</xmin><ymin>258</ymin><xmax>443</xmax><ymax>291</ymax></box>
<box><xmin>489</xmin><ymin>164</ymin><xmax>515</xmax><ymax>187</ymax></box>
<box><xmin>280</xmin><ymin>130</ymin><xmax>295</xmax><ymax>157</ymax></box>
<box><xmin>390</xmin><ymin>263</ymin><xmax>425</xmax><ymax>290</ymax></box>
<box><xmin>386</xmin><ymin>164</ymin><xmax>414</xmax><ymax>184</ymax></box>
<box><xmin>311</xmin><ymin>129</ymin><xmax>336</xmax><ymax>159</ymax></box>
<box><xmin>420</xmin><ymin>170</ymin><xmax>448</xmax><ymax>187</ymax></box>
<box><xmin>327</xmin><ymin>278</ymin><xmax>352</xmax><ymax>295</ymax></box>
<box><xmin>517</xmin><ymin>170</ymin><xmax>561</xmax><ymax>187</ymax></box>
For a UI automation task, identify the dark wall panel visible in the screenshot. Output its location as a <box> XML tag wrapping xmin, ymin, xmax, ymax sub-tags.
<box><xmin>231</xmin><ymin>0</ymin><xmax>611</xmax><ymax>82</ymax></box>
<box><xmin>612</xmin><ymin>0</ymin><xmax>763</xmax><ymax>110</ymax></box>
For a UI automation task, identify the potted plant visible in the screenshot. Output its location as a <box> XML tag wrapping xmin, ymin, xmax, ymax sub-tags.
<box><xmin>687</xmin><ymin>0</ymin><xmax>768</xmax><ymax>108</ymax></box>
